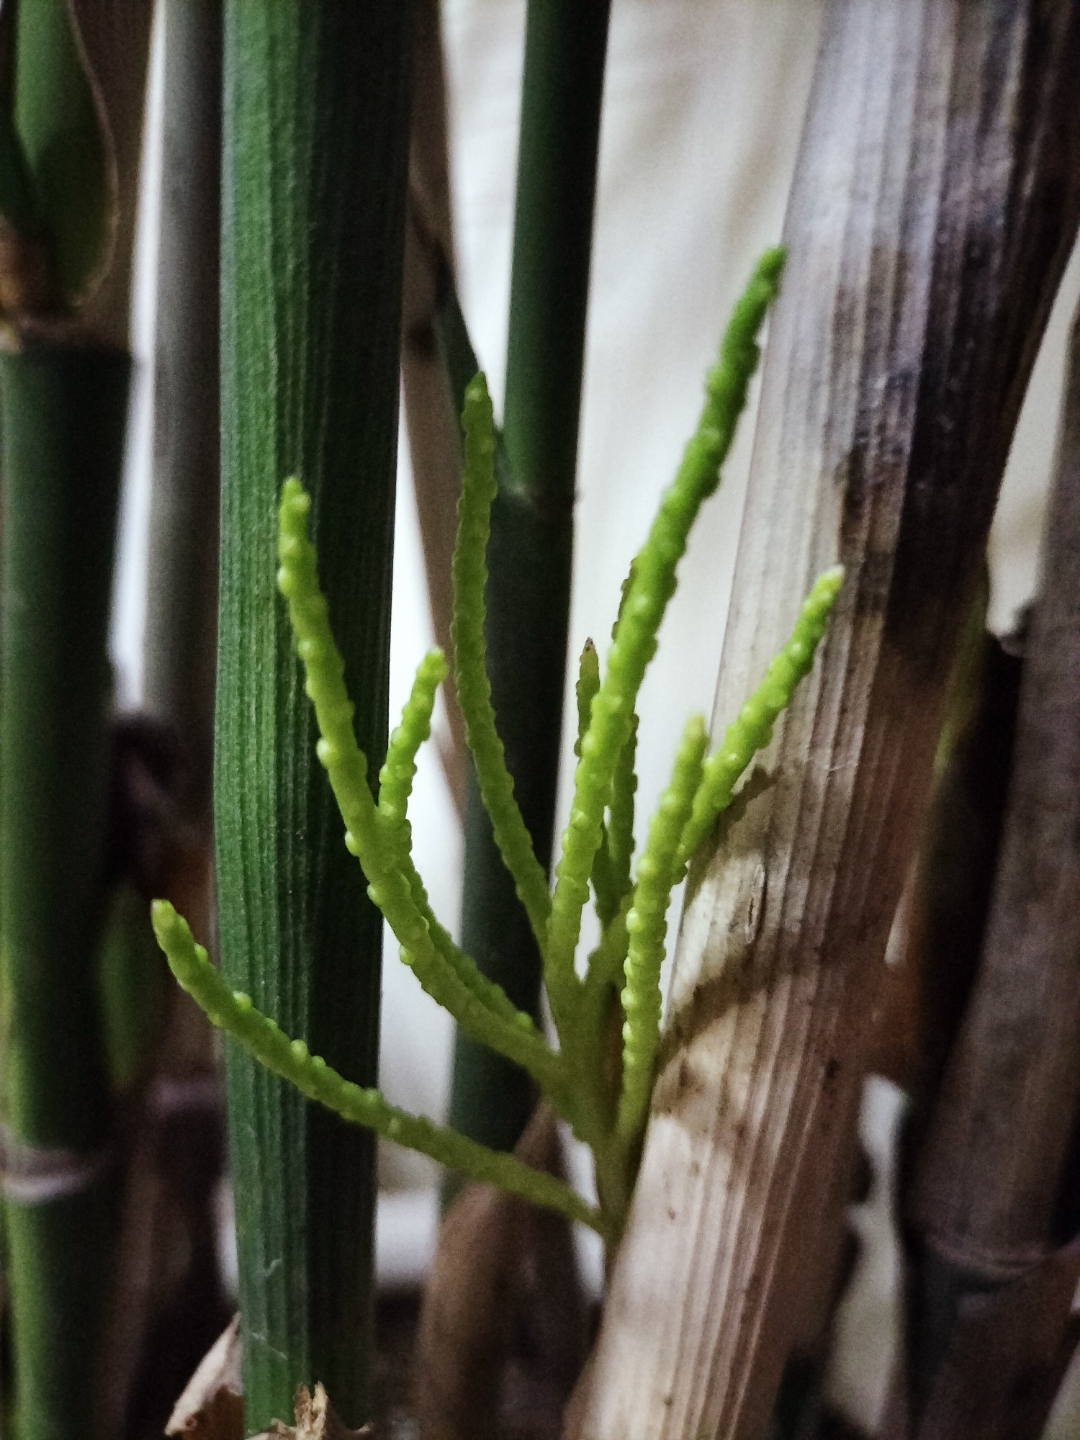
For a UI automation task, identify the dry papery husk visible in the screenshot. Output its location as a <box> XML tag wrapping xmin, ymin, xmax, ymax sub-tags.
<box><xmin>253</xmin><ymin>1384</ymin><xmax>371</xmax><ymax>1440</ymax></box>
<box><xmin>165</xmin><ymin>1316</ymin><xmax>243</xmax><ymax>1440</ymax></box>
<box><xmin>165</xmin><ymin>1316</ymin><xmax>368</xmax><ymax>1440</ymax></box>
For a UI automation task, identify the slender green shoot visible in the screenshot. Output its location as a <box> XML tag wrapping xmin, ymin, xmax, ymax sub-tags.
<box><xmin>545</xmin><ymin>246</ymin><xmax>787</xmax><ymax>1028</ymax></box>
<box><xmin>676</xmin><ymin>565</ymin><xmax>844</xmax><ymax>869</ymax></box>
<box><xmin>617</xmin><ymin>716</ymin><xmax>708</xmax><ymax>1142</ymax></box>
<box><xmin>576</xmin><ymin>639</ymin><xmax>621</xmax><ymax>927</ymax></box>
<box><xmin>574</xmin><ymin>639</ymin><xmax>601</xmax><ymax>758</ymax></box>
<box><xmin>599</xmin><ymin>711</ymin><xmax>638</xmax><ymax>929</ymax></box>
<box><xmin>379</xmin><ymin>648</ymin><xmax>448</xmax><ymax>861</ymax></box>
<box><xmin>152</xmin><ymin>901</ymin><xmax>604</xmax><ymax>1238</ymax></box>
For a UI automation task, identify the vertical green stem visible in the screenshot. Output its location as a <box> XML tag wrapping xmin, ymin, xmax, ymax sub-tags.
<box><xmin>449</xmin><ymin>0</ymin><xmax>612</xmax><ymax>1158</ymax></box>
<box><xmin>0</xmin><ymin>348</ymin><xmax>130</xmax><ymax>1440</ymax></box>
<box><xmin>217</xmin><ymin>5</ymin><xmax>411</xmax><ymax>1429</ymax></box>
<box><xmin>0</xmin><ymin>4</ymin><xmax>133</xmax><ymax>1436</ymax></box>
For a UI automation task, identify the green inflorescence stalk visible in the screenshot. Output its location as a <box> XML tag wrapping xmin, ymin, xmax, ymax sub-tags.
<box><xmin>156</xmin><ymin>248</ymin><xmax>843</xmax><ymax>1248</ymax></box>
<box><xmin>575</xmin><ymin>639</ymin><xmax>601</xmax><ymax>758</ymax></box>
<box><xmin>451</xmin><ymin>376</ymin><xmax>552</xmax><ymax>948</ymax></box>
<box><xmin>379</xmin><ymin>648</ymin><xmax>448</xmax><ymax>859</ymax></box>
<box><xmin>598</xmin><ymin>711</ymin><xmax>639</xmax><ymax>930</ymax></box>
<box><xmin>617</xmin><ymin>716</ymin><xmax>708</xmax><ymax>1143</ymax></box>
<box><xmin>575</xmin><ymin>637</ymin><xmax>623</xmax><ymax>927</ymax></box>
<box><xmin>544</xmin><ymin>247</ymin><xmax>787</xmax><ymax>1032</ymax></box>
<box><xmin>152</xmin><ymin>902</ymin><xmax>605</xmax><ymax>1238</ymax></box>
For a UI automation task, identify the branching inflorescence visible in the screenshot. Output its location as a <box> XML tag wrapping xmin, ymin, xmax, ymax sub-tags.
<box><xmin>152</xmin><ymin>248</ymin><xmax>843</xmax><ymax>1246</ymax></box>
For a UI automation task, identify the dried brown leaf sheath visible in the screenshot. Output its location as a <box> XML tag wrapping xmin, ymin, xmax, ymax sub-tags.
<box><xmin>166</xmin><ymin>1316</ymin><xmax>243</xmax><ymax>1439</ymax></box>
<box><xmin>416</xmin><ymin>1104</ymin><xmax>587</xmax><ymax>1440</ymax></box>
<box><xmin>255</xmin><ymin>1384</ymin><xmax>371</xmax><ymax>1440</ymax></box>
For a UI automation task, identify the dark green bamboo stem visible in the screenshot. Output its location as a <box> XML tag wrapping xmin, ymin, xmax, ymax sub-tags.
<box><xmin>0</xmin><ymin>4</ymin><xmax>140</xmax><ymax>1436</ymax></box>
<box><xmin>449</xmin><ymin>0</ymin><xmax>612</xmax><ymax>1158</ymax></box>
<box><xmin>217</xmin><ymin>5</ymin><xmax>411</xmax><ymax>1429</ymax></box>
<box><xmin>0</xmin><ymin>347</ymin><xmax>130</xmax><ymax>1440</ymax></box>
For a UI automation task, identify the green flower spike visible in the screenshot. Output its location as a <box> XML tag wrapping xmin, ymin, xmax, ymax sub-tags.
<box><xmin>379</xmin><ymin>647</ymin><xmax>448</xmax><ymax>861</ymax></box>
<box><xmin>575</xmin><ymin>638</ymin><xmax>627</xmax><ymax>930</ymax></box>
<box><xmin>617</xmin><ymin>715</ymin><xmax>708</xmax><ymax>1143</ymax></box>
<box><xmin>598</xmin><ymin>710</ymin><xmax>638</xmax><ymax>929</ymax></box>
<box><xmin>544</xmin><ymin>247</ymin><xmax>787</xmax><ymax>1041</ymax></box>
<box><xmin>574</xmin><ymin>639</ymin><xmax>601</xmax><ymax>759</ymax></box>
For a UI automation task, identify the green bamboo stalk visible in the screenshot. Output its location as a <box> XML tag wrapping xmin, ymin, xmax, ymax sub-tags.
<box><xmin>0</xmin><ymin>5</ymin><xmax>141</xmax><ymax>1436</ymax></box>
<box><xmin>449</xmin><ymin>0</ymin><xmax>612</xmax><ymax>1159</ymax></box>
<box><xmin>0</xmin><ymin>348</ymin><xmax>130</xmax><ymax>1440</ymax></box>
<box><xmin>216</xmin><ymin>5</ymin><xmax>411</xmax><ymax>1429</ymax></box>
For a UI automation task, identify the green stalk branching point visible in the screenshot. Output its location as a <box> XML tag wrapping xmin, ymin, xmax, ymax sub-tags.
<box><xmin>157</xmin><ymin>249</ymin><xmax>842</xmax><ymax>1243</ymax></box>
<box><xmin>152</xmin><ymin>901</ymin><xmax>605</xmax><ymax>1239</ymax></box>
<box><xmin>545</xmin><ymin>246</ymin><xmax>787</xmax><ymax>1029</ymax></box>
<box><xmin>452</xmin><ymin>375</ymin><xmax>553</xmax><ymax>947</ymax></box>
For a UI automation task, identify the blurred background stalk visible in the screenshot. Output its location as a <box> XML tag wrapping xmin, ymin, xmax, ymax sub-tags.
<box><xmin>0</xmin><ymin>1</ymin><xmax>150</xmax><ymax>1435</ymax></box>
<box><xmin>143</xmin><ymin>0</ymin><xmax>222</xmax><ymax>791</ymax></box>
<box><xmin>448</xmin><ymin>0</ymin><xmax>613</xmax><ymax>1160</ymax></box>
<box><xmin>0</xmin><ymin>347</ymin><xmax>129</xmax><ymax>1440</ymax></box>
<box><xmin>88</xmin><ymin>5</ymin><xmax>231</xmax><ymax>1435</ymax></box>
<box><xmin>215</xmin><ymin>3</ymin><xmax>411</xmax><ymax>1428</ymax></box>
<box><xmin>902</xmin><ymin>297</ymin><xmax>1080</xmax><ymax>1440</ymax></box>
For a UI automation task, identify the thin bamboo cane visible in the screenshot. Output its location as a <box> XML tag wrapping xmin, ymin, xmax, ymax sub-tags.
<box><xmin>449</xmin><ymin>0</ymin><xmax>612</xmax><ymax>1159</ymax></box>
<box><xmin>567</xmin><ymin>4</ymin><xmax>1080</xmax><ymax>1437</ymax></box>
<box><xmin>143</xmin><ymin>0</ymin><xmax>222</xmax><ymax>786</ymax></box>
<box><xmin>93</xmin><ymin>7</ymin><xmax>227</xmax><ymax>1433</ymax></box>
<box><xmin>216</xmin><ymin>4</ymin><xmax>411</xmax><ymax>1428</ymax></box>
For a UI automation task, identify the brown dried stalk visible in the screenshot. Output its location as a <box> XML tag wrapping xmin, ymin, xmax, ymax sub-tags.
<box><xmin>416</xmin><ymin>1105</ymin><xmax>587</xmax><ymax>1440</ymax></box>
<box><xmin>913</xmin><ymin>300</ymin><xmax>1080</xmax><ymax>1272</ymax></box>
<box><xmin>566</xmin><ymin>3</ymin><xmax>1080</xmax><ymax>1437</ymax></box>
